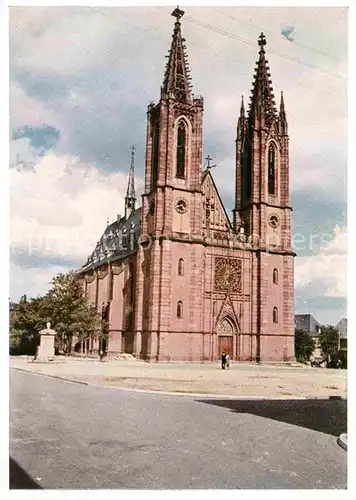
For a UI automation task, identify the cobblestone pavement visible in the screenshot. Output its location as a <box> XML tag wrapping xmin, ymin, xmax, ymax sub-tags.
<box><xmin>10</xmin><ymin>356</ymin><xmax>347</xmax><ymax>399</ymax></box>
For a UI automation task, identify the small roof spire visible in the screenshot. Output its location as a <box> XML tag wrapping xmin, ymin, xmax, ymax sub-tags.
<box><xmin>280</xmin><ymin>91</ymin><xmax>285</xmax><ymax>112</ymax></box>
<box><xmin>240</xmin><ymin>95</ymin><xmax>245</xmax><ymax>117</ymax></box>
<box><xmin>279</xmin><ymin>91</ymin><xmax>288</xmax><ymax>135</ymax></box>
<box><xmin>125</xmin><ymin>145</ymin><xmax>136</xmax><ymax>219</ymax></box>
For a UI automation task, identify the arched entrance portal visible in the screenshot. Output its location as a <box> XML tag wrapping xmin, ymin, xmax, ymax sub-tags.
<box><xmin>217</xmin><ymin>316</ymin><xmax>236</xmax><ymax>359</ymax></box>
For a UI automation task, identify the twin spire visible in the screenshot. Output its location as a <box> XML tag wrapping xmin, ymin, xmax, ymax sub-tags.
<box><xmin>125</xmin><ymin>27</ymin><xmax>288</xmax><ymax>221</ymax></box>
<box><xmin>162</xmin><ymin>6</ymin><xmax>193</xmax><ymax>103</ymax></box>
<box><xmin>238</xmin><ymin>33</ymin><xmax>287</xmax><ymax>132</ymax></box>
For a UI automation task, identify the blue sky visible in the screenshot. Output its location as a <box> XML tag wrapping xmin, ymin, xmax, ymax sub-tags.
<box><xmin>9</xmin><ymin>5</ymin><xmax>347</xmax><ymax>325</ymax></box>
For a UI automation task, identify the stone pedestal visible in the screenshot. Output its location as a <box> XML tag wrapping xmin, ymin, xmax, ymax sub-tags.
<box><xmin>35</xmin><ymin>322</ymin><xmax>56</xmax><ymax>362</ymax></box>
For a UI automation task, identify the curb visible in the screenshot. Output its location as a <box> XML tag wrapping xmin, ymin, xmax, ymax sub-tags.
<box><xmin>12</xmin><ymin>367</ymin><xmax>88</xmax><ymax>386</ymax></box>
<box><xmin>337</xmin><ymin>433</ymin><xmax>347</xmax><ymax>451</ymax></box>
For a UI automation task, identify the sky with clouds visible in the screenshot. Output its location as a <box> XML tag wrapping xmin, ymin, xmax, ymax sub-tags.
<box><xmin>9</xmin><ymin>4</ymin><xmax>347</xmax><ymax>325</ymax></box>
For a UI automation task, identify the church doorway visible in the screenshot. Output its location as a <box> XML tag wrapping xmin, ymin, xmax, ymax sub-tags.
<box><xmin>218</xmin><ymin>336</ymin><xmax>233</xmax><ymax>358</ymax></box>
<box><xmin>217</xmin><ymin>316</ymin><xmax>236</xmax><ymax>358</ymax></box>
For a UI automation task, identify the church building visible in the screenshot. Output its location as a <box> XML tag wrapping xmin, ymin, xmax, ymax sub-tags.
<box><xmin>78</xmin><ymin>8</ymin><xmax>295</xmax><ymax>362</ymax></box>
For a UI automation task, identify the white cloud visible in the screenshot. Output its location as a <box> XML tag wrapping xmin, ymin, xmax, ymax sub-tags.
<box><xmin>10</xmin><ymin>81</ymin><xmax>62</xmax><ymax>130</ymax></box>
<box><xmin>10</xmin><ymin>151</ymin><xmax>143</xmax><ymax>263</ymax></box>
<box><xmin>10</xmin><ymin>261</ymin><xmax>71</xmax><ymax>301</ymax></box>
<box><xmin>295</xmin><ymin>224</ymin><xmax>347</xmax><ymax>298</ymax></box>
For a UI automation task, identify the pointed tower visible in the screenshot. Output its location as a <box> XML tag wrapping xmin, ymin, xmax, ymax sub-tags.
<box><xmin>142</xmin><ymin>6</ymin><xmax>204</xmax><ymax>239</ymax></box>
<box><xmin>140</xmin><ymin>7</ymin><xmax>205</xmax><ymax>360</ymax></box>
<box><xmin>234</xmin><ymin>33</ymin><xmax>295</xmax><ymax>362</ymax></box>
<box><xmin>125</xmin><ymin>145</ymin><xmax>136</xmax><ymax>219</ymax></box>
<box><xmin>234</xmin><ymin>33</ymin><xmax>292</xmax><ymax>243</ymax></box>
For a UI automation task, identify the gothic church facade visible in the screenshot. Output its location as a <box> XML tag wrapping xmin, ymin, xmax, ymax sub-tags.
<box><xmin>78</xmin><ymin>8</ymin><xmax>295</xmax><ymax>362</ymax></box>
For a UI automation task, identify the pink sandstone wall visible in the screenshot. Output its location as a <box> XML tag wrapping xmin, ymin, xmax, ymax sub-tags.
<box><xmin>108</xmin><ymin>269</ymin><xmax>125</xmax><ymax>353</ymax></box>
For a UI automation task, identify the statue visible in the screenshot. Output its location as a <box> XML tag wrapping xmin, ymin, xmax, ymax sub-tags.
<box><xmin>34</xmin><ymin>320</ymin><xmax>56</xmax><ymax>362</ymax></box>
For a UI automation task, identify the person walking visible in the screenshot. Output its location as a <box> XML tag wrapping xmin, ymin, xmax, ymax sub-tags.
<box><xmin>221</xmin><ymin>351</ymin><xmax>227</xmax><ymax>370</ymax></box>
<box><xmin>226</xmin><ymin>353</ymin><xmax>230</xmax><ymax>369</ymax></box>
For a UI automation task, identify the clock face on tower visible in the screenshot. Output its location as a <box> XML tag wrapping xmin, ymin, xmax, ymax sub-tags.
<box><xmin>175</xmin><ymin>198</ymin><xmax>188</xmax><ymax>214</ymax></box>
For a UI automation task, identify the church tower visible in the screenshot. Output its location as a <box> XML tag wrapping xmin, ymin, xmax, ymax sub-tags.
<box><xmin>234</xmin><ymin>33</ymin><xmax>295</xmax><ymax>361</ymax></box>
<box><xmin>140</xmin><ymin>7</ymin><xmax>205</xmax><ymax>361</ymax></box>
<box><xmin>141</xmin><ymin>6</ymin><xmax>204</xmax><ymax>240</ymax></box>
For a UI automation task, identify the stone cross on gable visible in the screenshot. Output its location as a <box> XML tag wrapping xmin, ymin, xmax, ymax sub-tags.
<box><xmin>205</xmin><ymin>155</ymin><xmax>217</xmax><ymax>170</ymax></box>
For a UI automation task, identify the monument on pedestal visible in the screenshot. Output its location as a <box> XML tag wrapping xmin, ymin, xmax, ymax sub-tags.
<box><xmin>35</xmin><ymin>322</ymin><xmax>56</xmax><ymax>362</ymax></box>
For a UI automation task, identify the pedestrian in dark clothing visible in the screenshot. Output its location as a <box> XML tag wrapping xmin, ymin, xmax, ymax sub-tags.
<box><xmin>221</xmin><ymin>351</ymin><xmax>227</xmax><ymax>370</ymax></box>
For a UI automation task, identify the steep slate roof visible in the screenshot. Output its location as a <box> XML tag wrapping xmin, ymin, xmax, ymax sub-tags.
<box><xmin>80</xmin><ymin>208</ymin><xmax>141</xmax><ymax>271</ymax></box>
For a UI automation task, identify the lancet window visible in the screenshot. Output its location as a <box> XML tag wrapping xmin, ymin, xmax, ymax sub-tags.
<box><xmin>268</xmin><ymin>143</ymin><xmax>277</xmax><ymax>195</ymax></box>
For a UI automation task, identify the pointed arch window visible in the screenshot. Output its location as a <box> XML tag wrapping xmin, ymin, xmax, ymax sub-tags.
<box><xmin>273</xmin><ymin>307</ymin><xmax>278</xmax><ymax>324</ymax></box>
<box><xmin>178</xmin><ymin>258</ymin><xmax>184</xmax><ymax>276</ymax></box>
<box><xmin>177</xmin><ymin>301</ymin><xmax>183</xmax><ymax>319</ymax></box>
<box><xmin>268</xmin><ymin>143</ymin><xmax>277</xmax><ymax>195</ymax></box>
<box><xmin>273</xmin><ymin>268</ymin><xmax>278</xmax><ymax>285</ymax></box>
<box><xmin>176</xmin><ymin>121</ymin><xmax>186</xmax><ymax>179</ymax></box>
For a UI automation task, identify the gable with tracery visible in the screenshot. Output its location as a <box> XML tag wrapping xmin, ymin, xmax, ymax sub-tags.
<box><xmin>202</xmin><ymin>170</ymin><xmax>232</xmax><ymax>233</ymax></box>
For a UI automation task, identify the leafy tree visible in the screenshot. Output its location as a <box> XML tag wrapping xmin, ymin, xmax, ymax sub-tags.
<box><xmin>10</xmin><ymin>272</ymin><xmax>104</xmax><ymax>356</ymax></box>
<box><xmin>318</xmin><ymin>325</ymin><xmax>339</xmax><ymax>367</ymax></box>
<box><xmin>9</xmin><ymin>295</ymin><xmax>48</xmax><ymax>355</ymax></box>
<box><xmin>294</xmin><ymin>328</ymin><xmax>315</xmax><ymax>363</ymax></box>
<box><xmin>42</xmin><ymin>271</ymin><xmax>103</xmax><ymax>354</ymax></box>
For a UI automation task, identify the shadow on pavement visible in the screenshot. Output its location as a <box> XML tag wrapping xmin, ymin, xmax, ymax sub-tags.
<box><xmin>9</xmin><ymin>457</ymin><xmax>42</xmax><ymax>489</ymax></box>
<box><xmin>196</xmin><ymin>398</ymin><xmax>347</xmax><ymax>436</ymax></box>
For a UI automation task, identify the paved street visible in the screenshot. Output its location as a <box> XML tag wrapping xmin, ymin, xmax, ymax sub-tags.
<box><xmin>10</xmin><ymin>368</ymin><xmax>347</xmax><ymax>489</ymax></box>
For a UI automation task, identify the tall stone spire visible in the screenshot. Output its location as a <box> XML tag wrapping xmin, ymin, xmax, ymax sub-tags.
<box><xmin>161</xmin><ymin>6</ymin><xmax>193</xmax><ymax>103</ymax></box>
<box><xmin>248</xmin><ymin>33</ymin><xmax>277</xmax><ymax>126</ymax></box>
<box><xmin>125</xmin><ymin>145</ymin><xmax>136</xmax><ymax>219</ymax></box>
